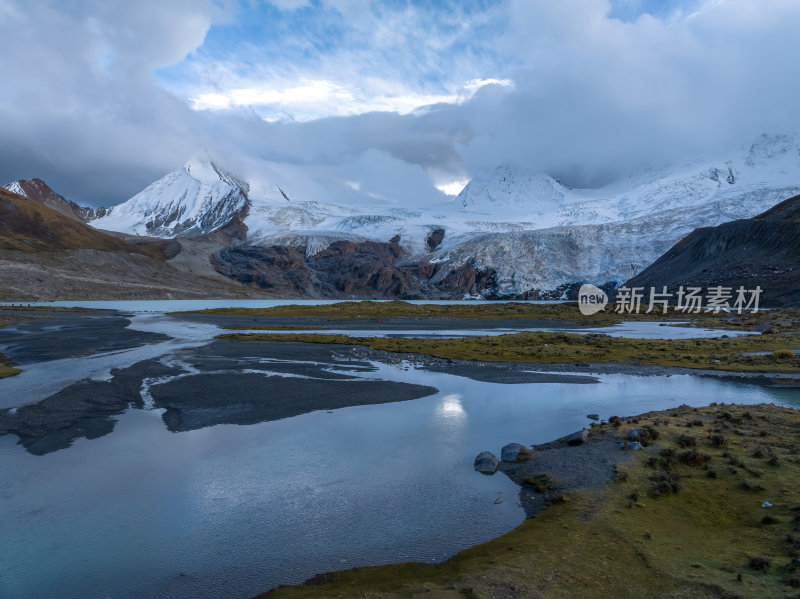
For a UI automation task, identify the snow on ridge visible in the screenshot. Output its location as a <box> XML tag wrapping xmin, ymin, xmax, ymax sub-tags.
<box><xmin>3</xmin><ymin>180</ymin><xmax>25</xmax><ymax>196</ymax></box>
<box><xmin>91</xmin><ymin>154</ymin><xmax>249</xmax><ymax>237</ymax></box>
<box><xmin>83</xmin><ymin>132</ymin><xmax>800</xmax><ymax>294</ymax></box>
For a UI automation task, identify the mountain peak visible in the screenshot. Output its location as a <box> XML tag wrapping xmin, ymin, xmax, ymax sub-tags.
<box><xmin>90</xmin><ymin>154</ymin><xmax>250</xmax><ymax>237</ymax></box>
<box><xmin>457</xmin><ymin>165</ymin><xmax>568</xmax><ymax>213</ymax></box>
<box><xmin>183</xmin><ymin>151</ymin><xmax>220</xmax><ymax>184</ymax></box>
<box><xmin>183</xmin><ymin>152</ymin><xmax>250</xmax><ymax>195</ymax></box>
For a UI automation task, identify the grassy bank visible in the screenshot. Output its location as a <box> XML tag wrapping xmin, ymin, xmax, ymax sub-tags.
<box><xmin>182</xmin><ymin>301</ymin><xmax>800</xmax><ymax>332</ymax></box>
<box><xmin>219</xmin><ymin>330</ymin><xmax>800</xmax><ymax>373</ymax></box>
<box><xmin>259</xmin><ymin>403</ymin><xmax>800</xmax><ymax>598</ymax></box>
<box><xmin>0</xmin><ymin>352</ymin><xmax>20</xmax><ymax>378</ymax></box>
<box><xmin>179</xmin><ymin>301</ymin><xmax>727</xmax><ymax>325</ymax></box>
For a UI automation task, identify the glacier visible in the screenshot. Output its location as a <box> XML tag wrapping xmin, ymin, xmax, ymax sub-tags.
<box><xmin>84</xmin><ymin>133</ymin><xmax>800</xmax><ymax>297</ymax></box>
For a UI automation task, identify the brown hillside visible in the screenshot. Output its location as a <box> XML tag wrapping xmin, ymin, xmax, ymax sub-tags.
<box><xmin>0</xmin><ymin>187</ymin><xmax>168</xmax><ymax>258</ymax></box>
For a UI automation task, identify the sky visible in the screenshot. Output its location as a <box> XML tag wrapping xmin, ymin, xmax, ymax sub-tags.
<box><xmin>0</xmin><ymin>0</ymin><xmax>799</xmax><ymax>207</ymax></box>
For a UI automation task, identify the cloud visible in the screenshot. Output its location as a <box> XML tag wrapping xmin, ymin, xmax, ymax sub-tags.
<box><xmin>0</xmin><ymin>0</ymin><xmax>232</xmax><ymax>205</ymax></box>
<box><xmin>189</xmin><ymin>77</ymin><xmax>513</xmax><ymax>121</ymax></box>
<box><xmin>0</xmin><ymin>0</ymin><xmax>799</xmax><ymax>208</ymax></box>
<box><xmin>454</xmin><ymin>0</ymin><xmax>800</xmax><ymax>184</ymax></box>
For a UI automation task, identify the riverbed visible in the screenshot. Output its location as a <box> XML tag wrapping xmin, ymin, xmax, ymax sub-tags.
<box><xmin>0</xmin><ymin>305</ymin><xmax>796</xmax><ymax>599</ymax></box>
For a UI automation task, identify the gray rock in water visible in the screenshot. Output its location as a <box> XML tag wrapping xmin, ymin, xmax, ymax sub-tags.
<box><xmin>501</xmin><ymin>443</ymin><xmax>528</xmax><ymax>462</ymax></box>
<box><xmin>474</xmin><ymin>451</ymin><xmax>500</xmax><ymax>474</ymax></box>
<box><xmin>562</xmin><ymin>429</ymin><xmax>588</xmax><ymax>446</ymax></box>
<box><xmin>587</xmin><ymin>413</ymin><xmax>600</xmax><ymax>421</ymax></box>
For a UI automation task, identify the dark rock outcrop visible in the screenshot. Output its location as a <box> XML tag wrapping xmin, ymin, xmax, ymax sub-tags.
<box><xmin>425</xmin><ymin>228</ymin><xmax>445</xmax><ymax>251</ymax></box>
<box><xmin>212</xmin><ymin>245</ymin><xmax>311</xmax><ymax>296</ymax></box>
<box><xmin>211</xmin><ymin>238</ymin><xmax>499</xmax><ymax>299</ymax></box>
<box><xmin>562</xmin><ymin>429</ymin><xmax>588</xmax><ymax>446</ymax></box>
<box><xmin>623</xmin><ymin>194</ymin><xmax>800</xmax><ymax>307</ymax></box>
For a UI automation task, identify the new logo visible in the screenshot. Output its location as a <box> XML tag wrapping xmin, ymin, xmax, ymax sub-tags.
<box><xmin>578</xmin><ymin>284</ymin><xmax>608</xmax><ymax>315</ymax></box>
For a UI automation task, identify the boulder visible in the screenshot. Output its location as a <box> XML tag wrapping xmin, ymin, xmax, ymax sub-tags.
<box><xmin>587</xmin><ymin>413</ymin><xmax>600</xmax><ymax>421</ymax></box>
<box><xmin>562</xmin><ymin>429</ymin><xmax>588</xmax><ymax>446</ymax></box>
<box><xmin>501</xmin><ymin>443</ymin><xmax>529</xmax><ymax>462</ymax></box>
<box><xmin>618</xmin><ymin>441</ymin><xmax>642</xmax><ymax>451</ymax></box>
<box><xmin>474</xmin><ymin>451</ymin><xmax>500</xmax><ymax>474</ymax></box>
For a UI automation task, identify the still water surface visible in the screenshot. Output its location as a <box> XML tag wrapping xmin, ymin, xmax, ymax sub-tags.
<box><xmin>0</xmin><ymin>303</ymin><xmax>790</xmax><ymax>598</ymax></box>
<box><xmin>1</xmin><ymin>362</ymin><xmax>798</xmax><ymax>599</ymax></box>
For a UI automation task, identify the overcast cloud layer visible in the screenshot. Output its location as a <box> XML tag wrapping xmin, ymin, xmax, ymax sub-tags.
<box><xmin>1</xmin><ymin>0</ymin><xmax>799</xmax><ymax>207</ymax></box>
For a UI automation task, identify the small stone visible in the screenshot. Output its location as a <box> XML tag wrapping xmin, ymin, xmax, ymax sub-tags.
<box><xmin>501</xmin><ymin>443</ymin><xmax>529</xmax><ymax>462</ymax></box>
<box><xmin>762</xmin><ymin>501</ymin><xmax>773</xmax><ymax>508</ymax></box>
<box><xmin>494</xmin><ymin>497</ymin><xmax>505</xmax><ymax>504</ymax></box>
<box><xmin>474</xmin><ymin>451</ymin><xmax>500</xmax><ymax>475</ymax></box>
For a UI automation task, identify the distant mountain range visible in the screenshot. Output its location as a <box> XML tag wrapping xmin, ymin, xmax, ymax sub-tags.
<box><xmin>3</xmin><ymin>133</ymin><xmax>800</xmax><ymax>301</ymax></box>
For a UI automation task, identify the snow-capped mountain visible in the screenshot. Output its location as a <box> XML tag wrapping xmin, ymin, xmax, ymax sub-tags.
<box><xmin>458</xmin><ymin>168</ymin><xmax>569</xmax><ymax>218</ymax></box>
<box><xmin>86</xmin><ymin>133</ymin><xmax>800</xmax><ymax>297</ymax></box>
<box><xmin>91</xmin><ymin>153</ymin><xmax>250</xmax><ymax>237</ymax></box>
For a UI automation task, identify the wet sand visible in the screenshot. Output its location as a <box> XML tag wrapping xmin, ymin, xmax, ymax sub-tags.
<box><xmin>0</xmin><ymin>307</ymin><xmax>168</xmax><ymax>363</ymax></box>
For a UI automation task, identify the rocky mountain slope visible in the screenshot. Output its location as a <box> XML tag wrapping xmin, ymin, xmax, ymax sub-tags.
<box><xmin>211</xmin><ymin>233</ymin><xmax>495</xmax><ymax>299</ymax></box>
<box><xmin>0</xmin><ymin>187</ymin><xmax>161</xmax><ymax>255</ymax></box>
<box><xmin>4</xmin><ymin>178</ymin><xmax>105</xmax><ymax>222</ymax></box>
<box><xmin>624</xmin><ymin>194</ymin><xmax>800</xmax><ymax>307</ymax></box>
<box><xmin>90</xmin><ymin>153</ymin><xmax>250</xmax><ymax>237</ymax></box>
<box><xmin>76</xmin><ymin>133</ymin><xmax>800</xmax><ymax>298</ymax></box>
<box><xmin>0</xmin><ymin>187</ymin><xmax>263</xmax><ymax>301</ymax></box>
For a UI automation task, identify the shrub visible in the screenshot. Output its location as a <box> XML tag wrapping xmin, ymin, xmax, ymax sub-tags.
<box><xmin>710</xmin><ymin>434</ymin><xmax>727</xmax><ymax>447</ymax></box>
<box><xmin>740</xmin><ymin>479</ymin><xmax>766</xmax><ymax>492</ymax></box>
<box><xmin>545</xmin><ymin>493</ymin><xmax>567</xmax><ymax>505</ymax></box>
<box><xmin>772</xmin><ymin>349</ymin><xmax>795</xmax><ymax>360</ymax></box>
<box><xmin>637</xmin><ymin>424</ymin><xmax>659</xmax><ymax>444</ymax></box>
<box><xmin>679</xmin><ymin>450</ymin><xmax>711</xmax><ymax>466</ymax></box>
<box><xmin>748</xmin><ymin>556</ymin><xmax>772</xmax><ymax>572</ymax></box>
<box><xmin>650</xmin><ymin>471</ymin><xmax>681</xmax><ymax>497</ymax></box>
<box><xmin>525</xmin><ymin>473</ymin><xmax>554</xmax><ymax>494</ymax></box>
<box><xmin>677</xmin><ymin>434</ymin><xmax>697</xmax><ymax>448</ymax></box>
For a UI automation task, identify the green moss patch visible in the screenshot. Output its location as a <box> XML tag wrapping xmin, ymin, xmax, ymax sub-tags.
<box><xmin>0</xmin><ymin>352</ymin><xmax>20</xmax><ymax>378</ymax></box>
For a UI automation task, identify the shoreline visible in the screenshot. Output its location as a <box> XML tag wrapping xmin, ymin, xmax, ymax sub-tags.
<box><xmin>260</xmin><ymin>402</ymin><xmax>800</xmax><ymax>598</ymax></box>
<box><xmin>2</xmin><ymin>304</ymin><xmax>800</xmax><ymax>596</ymax></box>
